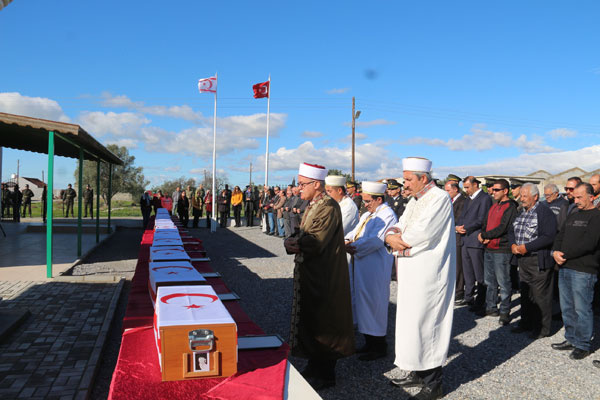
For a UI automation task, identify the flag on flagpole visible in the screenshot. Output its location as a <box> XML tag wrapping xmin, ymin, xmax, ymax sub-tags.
<box><xmin>252</xmin><ymin>81</ymin><xmax>269</xmax><ymax>98</ymax></box>
<box><xmin>198</xmin><ymin>76</ymin><xmax>217</xmax><ymax>93</ymax></box>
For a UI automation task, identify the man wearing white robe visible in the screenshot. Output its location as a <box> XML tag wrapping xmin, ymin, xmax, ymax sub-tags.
<box><xmin>385</xmin><ymin>157</ymin><xmax>456</xmax><ymax>400</ymax></box>
<box><xmin>325</xmin><ymin>175</ymin><xmax>359</xmax><ymax>235</ymax></box>
<box><xmin>345</xmin><ymin>181</ymin><xmax>397</xmax><ymax>361</ymax></box>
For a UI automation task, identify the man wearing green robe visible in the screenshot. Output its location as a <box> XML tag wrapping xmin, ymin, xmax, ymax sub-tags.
<box><xmin>284</xmin><ymin>162</ymin><xmax>355</xmax><ymax>390</ymax></box>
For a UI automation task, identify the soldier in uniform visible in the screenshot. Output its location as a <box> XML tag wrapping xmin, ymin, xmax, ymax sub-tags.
<box><xmin>83</xmin><ymin>184</ymin><xmax>94</xmax><ymax>218</ymax></box>
<box><xmin>60</xmin><ymin>189</ymin><xmax>66</xmax><ymax>216</ymax></box>
<box><xmin>21</xmin><ymin>184</ymin><xmax>34</xmax><ymax>218</ymax></box>
<box><xmin>385</xmin><ymin>179</ymin><xmax>405</xmax><ymax>219</ymax></box>
<box><xmin>346</xmin><ymin>181</ymin><xmax>363</xmax><ymax>211</ymax></box>
<box><xmin>65</xmin><ymin>184</ymin><xmax>77</xmax><ymax>218</ymax></box>
<box><xmin>42</xmin><ymin>184</ymin><xmax>48</xmax><ymax>223</ymax></box>
<box><xmin>1</xmin><ymin>183</ymin><xmax>11</xmax><ymax>218</ymax></box>
<box><xmin>13</xmin><ymin>184</ymin><xmax>22</xmax><ymax>222</ymax></box>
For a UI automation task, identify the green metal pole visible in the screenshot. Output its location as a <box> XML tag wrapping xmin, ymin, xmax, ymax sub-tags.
<box><xmin>77</xmin><ymin>148</ymin><xmax>83</xmax><ymax>257</ymax></box>
<box><xmin>108</xmin><ymin>164</ymin><xmax>112</xmax><ymax>233</ymax></box>
<box><xmin>96</xmin><ymin>160</ymin><xmax>100</xmax><ymax>243</ymax></box>
<box><xmin>46</xmin><ymin>131</ymin><xmax>54</xmax><ymax>278</ymax></box>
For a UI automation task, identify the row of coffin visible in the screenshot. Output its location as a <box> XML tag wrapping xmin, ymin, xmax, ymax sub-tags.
<box><xmin>150</xmin><ymin>208</ymin><xmax>238</xmax><ymax>381</ymax></box>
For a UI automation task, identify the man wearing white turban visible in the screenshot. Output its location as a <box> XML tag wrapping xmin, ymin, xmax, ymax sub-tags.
<box><xmin>284</xmin><ymin>163</ymin><xmax>355</xmax><ymax>390</ymax></box>
<box><xmin>385</xmin><ymin>157</ymin><xmax>456</xmax><ymax>400</ymax></box>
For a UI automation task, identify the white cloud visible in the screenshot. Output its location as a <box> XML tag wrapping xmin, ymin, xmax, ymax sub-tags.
<box><xmin>257</xmin><ymin>141</ymin><xmax>386</xmax><ymax>179</ymax></box>
<box><xmin>105</xmin><ymin>138</ymin><xmax>139</xmax><ymax>148</ymax></box>
<box><xmin>343</xmin><ymin>119</ymin><xmax>397</xmax><ymax>128</ymax></box>
<box><xmin>100</xmin><ymin>92</ymin><xmax>202</xmax><ymax>121</ymax></box>
<box><xmin>326</xmin><ymin>88</ymin><xmax>350</xmax><ymax>94</ymax></box>
<box><xmin>433</xmin><ymin>144</ymin><xmax>600</xmax><ymax>178</ymax></box>
<box><xmin>546</xmin><ymin>128</ymin><xmax>577</xmax><ymax>139</ymax></box>
<box><xmin>77</xmin><ymin>111</ymin><xmax>150</xmax><ymax>137</ymax></box>
<box><xmin>342</xmin><ymin>132</ymin><xmax>368</xmax><ymax>142</ymax></box>
<box><xmin>301</xmin><ymin>130</ymin><xmax>324</xmax><ymax>138</ymax></box>
<box><xmin>407</xmin><ymin>125</ymin><xmax>557</xmax><ymax>153</ymax></box>
<box><xmin>164</xmin><ymin>165</ymin><xmax>181</xmax><ymax>172</ymax></box>
<box><xmin>0</xmin><ymin>92</ymin><xmax>70</xmax><ymax>122</ymax></box>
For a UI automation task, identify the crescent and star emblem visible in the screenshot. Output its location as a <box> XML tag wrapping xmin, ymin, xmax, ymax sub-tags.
<box><xmin>152</xmin><ymin>266</ymin><xmax>193</xmax><ymax>271</ymax></box>
<box><xmin>160</xmin><ymin>293</ymin><xmax>219</xmax><ymax>309</ymax></box>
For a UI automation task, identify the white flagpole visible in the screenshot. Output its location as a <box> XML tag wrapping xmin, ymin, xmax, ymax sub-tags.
<box><xmin>211</xmin><ymin>72</ymin><xmax>218</xmax><ymax>232</ymax></box>
<box><xmin>264</xmin><ymin>74</ymin><xmax>271</xmax><ymax>189</ymax></box>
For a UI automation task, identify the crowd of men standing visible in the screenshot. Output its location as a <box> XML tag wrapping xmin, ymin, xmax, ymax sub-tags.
<box><xmin>137</xmin><ymin>168</ymin><xmax>600</xmax><ymax>398</ymax></box>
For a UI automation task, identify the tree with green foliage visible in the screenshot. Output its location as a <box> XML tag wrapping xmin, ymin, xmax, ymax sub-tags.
<box><xmin>74</xmin><ymin>144</ymin><xmax>149</xmax><ymax>203</ymax></box>
<box><xmin>327</xmin><ymin>168</ymin><xmax>352</xmax><ymax>182</ymax></box>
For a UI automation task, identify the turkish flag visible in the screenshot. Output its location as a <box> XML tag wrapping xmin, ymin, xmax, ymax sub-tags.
<box><xmin>253</xmin><ymin>81</ymin><xmax>269</xmax><ymax>98</ymax></box>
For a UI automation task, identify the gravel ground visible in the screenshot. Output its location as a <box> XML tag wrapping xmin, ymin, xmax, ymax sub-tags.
<box><xmin>77</xmin><ymin>223</ymin><xmax>600</xmax><ymax>399</ymax></box>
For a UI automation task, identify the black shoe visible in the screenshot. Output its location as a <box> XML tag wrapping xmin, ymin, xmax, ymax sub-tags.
<box><xmin>551</xmin><ymin>341</ymin><xmax>574</xmax><ymax>351</ymax></box>
<box><xmin>408</xmin><ymin>385</ymin><xmax>443</xmax><ymax>400</ymax></box>
<box><xmin>476</xmin><ymin>308</ymin><xmax>499</xmax><ymax>317</ymax></box>
<box><xmin>593</xmin><ymin>360</ymin><xmax>600</xmax><ymax>368</ymax></box>
<box><xmin>529</xmin><ymin>330</ymin><xmax>549</xmax><ymax>339</ymax></box>
<box><xmin>570</xmin><ymin>348</ymin><xmax>590</xmax><ymax>360</ymax></box>
<box><xmin>510</xmin><ymin>324</ymin><xmax>530</xmax><ymax>334</ymax></box>
<box><xmin>454</xmin><ymin>299</ymin><xmax>471</xmax><ymax>306</ymax></box>
<box><xmin>469</xmin><ymin>304</ymin><xmax>484</xmax><ymax>313</ymax></box>
<box><xmin>389</xmin><ymin>371</ymin><xmax>424</xmax><ymax>388</ymax></box>
<box><xmin>499</xmin><ymin>313</ymin><xmax>510</xmax><ymax>326</ymax></box>
<box><xmin>358</xmin><ymin>350</ymin><xmax>387</xmax><ymax>361</ymax></box>
<box><xmin>306</xmin><ymin>375</ymin><xmax>335</xmax><ymax>390</ymax></box>
<box><xmin>356</xmin><ymin>342</ymin><xmax>372</xmax><ymax>354</ymax></box>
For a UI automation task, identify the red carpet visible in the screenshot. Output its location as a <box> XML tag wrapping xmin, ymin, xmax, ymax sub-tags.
<box><xmin>109</xmin><ymin>216</ymin><xmax>289</xmax><ymax>399</ymax></box>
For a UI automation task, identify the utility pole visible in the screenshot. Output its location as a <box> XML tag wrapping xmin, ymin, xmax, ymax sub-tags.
<box><xmin>249</xmin><ymin>162</ymin><xmax>252</xmax><ymax>186</ymax></box>
<box><xmin>351</xmin><ymin>97</ymin><xmax>361</xmax><ymax>181</ymax></box>
<box><xmin>17</xmin><ymin>159</ymin><xmax>20</xmax><ymax>183</ymax></box>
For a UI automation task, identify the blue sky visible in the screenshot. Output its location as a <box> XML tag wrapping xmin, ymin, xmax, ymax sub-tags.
<box><xmin>2</xmin><ymin>1</ymin><xmax>600</xmax><ymax>190</ymax></box>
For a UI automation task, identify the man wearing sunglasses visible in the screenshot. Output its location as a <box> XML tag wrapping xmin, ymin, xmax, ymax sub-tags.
<box><xmin>477</xmin><ymin>179</ymin><xmax>518</xmax><ymax>325</ymax></box>
<box><xmin>557</xmin><ymin>176</ymin><xmax>582</xmax><ymax>231</ymax></box>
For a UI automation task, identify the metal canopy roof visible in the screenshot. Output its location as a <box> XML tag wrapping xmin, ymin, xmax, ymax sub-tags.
<box><xmin>0</xmin><ymin>112</ymin><xmax>123</xmax><ymax>165</ymax></box>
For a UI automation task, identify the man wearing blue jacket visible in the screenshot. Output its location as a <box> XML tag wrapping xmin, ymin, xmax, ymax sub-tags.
<box><xmin>456</xmin><ymin>176</ymin><xmax>492</xmax><ymax>311</ymax></box>
<box><xmin>509</xmin><ymin>183</ymin><xmax>557</xmax><ymax>339</ymax></box>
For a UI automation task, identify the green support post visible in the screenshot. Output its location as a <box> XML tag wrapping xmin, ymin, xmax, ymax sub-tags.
<box><xmin>108</xmin><ymin>164</ymin><xmax>112</xmax><ymax>233</ymax></box>
<box><xmin>96</xmin><ymin>160</ymin><xmax>100</xmax><ymax>243</ymax></box>
<box><xmin>46</xmin><ymin>131</ymin><xmax>54</xmax><ymax>278</ymax></box>
<box><xmin>77</xmin><ymin>148</ymin><xmax>83</xmax><ymax>257</ymax></box>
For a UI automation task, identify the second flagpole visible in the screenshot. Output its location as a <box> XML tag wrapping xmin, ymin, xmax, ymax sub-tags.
<box><xmin>264</xmin><ymin>75</ymin><xmax>271</xmax><ymax>190</ymax></box>
<box><xmin>211</xmin><ymin>72</ymin><xmax>218</xmax><ymax>232</ymax></box>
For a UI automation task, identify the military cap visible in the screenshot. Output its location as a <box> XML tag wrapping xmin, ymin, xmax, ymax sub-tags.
<box><xmin>446</xmin><ymin>174</ymin><xmax>461</xmax><ymax>182</ymax></box>
<box><xmin>510</xmin><ymin>179</ymin><xmax>525</xmax><ymax>189</ymax></box>
<box><xmin>346</xmin><ymin>181</ymin><xmax>358</xmax><ymax>188</ymax></box>
<box><xmin>387</xmin><ymin>179</ymin><xmax>402</xmax><ymax>189</ymax></box>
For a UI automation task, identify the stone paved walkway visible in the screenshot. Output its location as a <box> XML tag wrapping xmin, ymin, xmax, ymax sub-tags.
<box><xmin>0</xmin><ymin>279</ymin><xmax>123</xmax><ymax>399</ymax></box>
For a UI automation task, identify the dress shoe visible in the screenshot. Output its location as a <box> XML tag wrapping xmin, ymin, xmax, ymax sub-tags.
<box><xmin>529</xmin><ymin>330</ymin><xmax>549</xmax><ymax>339</ymax></box>
<box><xmin>476</xmin><ymin>308</ymin><xmax>499</xmax><ymax>317</ymax></box>
<box><xmin>593</xmin><ymin>360</ymin><xmax>600</xmax><ymax>368</ymax></box>
<box><xmin>306</xmin><ymin>375</ymin><xmax>335</xmax><ymax>390</ymax></box>
<box><xmin>454</xmin><ymin>299</ymin><xmax>472</xmax><ymax>307</ymax></box>
<box><xmin>408</xmin><ymin>384</ymin><xmax>443</xmax><ymax>400</ymax></box>
<box><xmin>569</xmin><ymin>348</ymin><xmax>590</xmax><ymax>360</ymax></box>
<box><xmin>358</xmin><ymin>350</ymin><xmax>387</xmax><ymax>361</ymax></box>
<box><xmin>389</xmin><ymin>371</ymin><xmax>424</xmax><ymax>388</ymax></box>
<box><xmin>551</xmin><ymin>341</ymin><xmax>574</xmax><ymax>351</ymax></box>
<box><xmin>499</xmin><ymin>313</ymin><xmax>510</xmax><ymax>326</ymax></box>
<box><xmin>356</xmin><ymin>343</ymin><xmax>372</xmax><ymax>354</ymax></box>
<box><xmin>469</xmin><ymin>304</ymin><xmax>484</xmax><ymax>313</ymax></box>
<box><xmin>510</xmin><ymin>324</ymin><xmax>530</xmax><ymax>334</ymax></box>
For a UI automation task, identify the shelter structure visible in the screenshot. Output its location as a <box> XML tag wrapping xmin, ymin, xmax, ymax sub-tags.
<box><xmin>0</xmin><ymin>112</ymin><xmax>123</xmax><ymax>277</ymax></box>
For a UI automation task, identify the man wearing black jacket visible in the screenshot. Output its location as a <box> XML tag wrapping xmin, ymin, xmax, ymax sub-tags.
<box><xmin>509</xmin><ymin>183</ymin><xmax>557</xmax><ymax>339</ymax></box>
<box><xmin>456</xmin><ymin>176</ymin><xmax>493</xmax><ymax>311</ymax></box>
<box><xmin>478</xmin><ymin>179</ymin><xmax>518</xmax><ymax>324</ymax></box>
<box><xmin>445</xmin><ymin>180</ymin><xmax>467</xmax><ymax>303</ymax></box>
<box><xmin>551</xmin><ymin>183</ymin><xmax>600</xmax><ymax>360</ymax></box>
